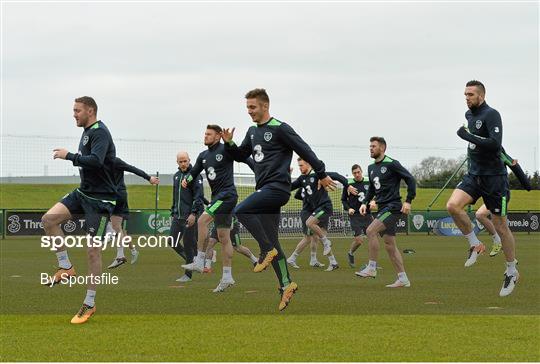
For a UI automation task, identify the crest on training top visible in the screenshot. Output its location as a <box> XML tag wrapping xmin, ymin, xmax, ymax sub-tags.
<box><xmin>381</xmin><ymin>166</ymin><xmax>387</xmax><ymax>174</ymax></box>
<box><xmin>264</xmin><ymin>132</ymin><xmax>272</xmax><ymax>142</ymax></box>
<box><xmin>310</xmin><ymin>177</ymin><xmax>314</xmax><ymax>183</ymax></box>
<box><xmin>475</xmin><ymin>120</ymin><xmax>482</xmax><ymax>129</ymax></box>
<box><xmin>216</xmin><ymin>154</ymin><xmax>223</xmax><ymax>162</ymax></box>
<box><xmin>82</xmin><ymin>136</ymin><xmax>89</xmax><ymax>145</ymax></box>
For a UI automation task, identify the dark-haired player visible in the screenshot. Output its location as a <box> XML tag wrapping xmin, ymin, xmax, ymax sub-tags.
<box><xmin>181</xmin><ymin>125</ymin><xmax>251</xmax><ymax>293</ymax></box>
<box><xmin>356</xmin><ymin>136</ymin><xmax>416</xmax><ymax>288</ymax></box>
<box><xmin>289</xmin><ymin>157</ymin><xmax>353</xmax><ymax>271</ymax></box>
<box><xmin>342</xmin><ymin>164</ymin><xmax>375</xmax><ymax>268</ymax></box>
<box><xmin>223</xmin><ymin>88</ymin><xmax>336</xmax><ymax>310</ymax></box>
<box><xmin>447</xmin><ymin>80</ymin><xmax>520</xmax><ymax>296</ymax></box>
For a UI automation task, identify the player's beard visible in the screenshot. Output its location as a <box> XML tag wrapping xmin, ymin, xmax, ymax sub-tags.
<box><xmin>76</xmin><ymin>118</ymin><xmax>86</xmax><ymax>127</ymax></box>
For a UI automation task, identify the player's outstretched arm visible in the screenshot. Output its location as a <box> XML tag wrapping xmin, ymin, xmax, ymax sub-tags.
<box><xmin>502</xmin><ymin>149</ymin><xmax>532</xmax><ymax>191</ymax></box>
<box><xmin>321</xmin><ymin>171</ymin><xmax>350</xmax><ymax>192</ymax></box>
<box><xmin>291</xmin><ymin>176</ymin><xmax>302</xmax><ymax>191</ymax></box>
<box><xmin>326</xmin><ymin>172</ymin><xmax>349</xmax><ymax>187</ymax></box>
<box><xmin>114</xmin><ymin>157</ymin><xmax>153</xmax><ymax>182</ymax></box>
<box><xmin>224</xmin><ymin>127</ymin><xmax>252</xmax><ymax>161</ymax></box>
<box><xmin>183</xmin><ymin>153</ymin><xmax>204</xmax><ymax>188</ymax></box>
<box><xmin>243</xmin><ymin>156</ymin><xmax>255</xmax><ymax>172</ymax></box>
<box><xmin>341</xmin><ymin>185</ymin><xmax>350</xmax><ymax>211</ymax></box>
<box><xmin>65</xmin><ymin>129</ymin><xmax>111</xmax><ymax>169</ymax></box>
<box><xmin>280</xmin><ymin>123</ymin><xmax>327</xmax><ymax>179</ymax></box>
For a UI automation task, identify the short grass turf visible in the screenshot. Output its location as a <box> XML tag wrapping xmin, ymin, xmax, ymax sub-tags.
<box><xmin>1</xmin><ymin>184</ymin><xmax>539</xmax><ymax>211</ymax></box>
<box><xmin>1</xmin><ymin>235</ymin><xmax>539</xmax><ymax>361</ymax></box>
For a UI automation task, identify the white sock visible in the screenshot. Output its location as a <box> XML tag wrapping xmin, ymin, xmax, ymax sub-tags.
<box><xmin>130</xmin><ymin>247</ymin><xmax>137</xmax><ymax>254</ymax></box>
<box><xmin>506</xmin><ymin>260</ymin><xmax>517</xmax><ymax>275</ymax></box>
<box><xmin>465</xmin><ymin>231</ymin><xmax>481</xmax><ymax>247</ymax></box>
<box><xmin>328</xmin><ymin>255</ymin><xmax>337</xmax><ymax>265</ymax></box>
<box><xmin>310</xmin><ymin>251</ymin><xmax>317</xmax><ymax>262</ymax></box>
<box><xmin>205</xmin><ymin>259</ymin><xmax>212</xmax><ymax>269</ymax></box>
<box><xmin>196</xmin><ymin>251</ymin><xmax>206</xmax><ymax>266</ymax></box>
<box><xmin>398</xmin><ymin>271</ymin><xmax>409</xmax><ymax>282</ymax></box>
<box><xmin>322</xmin><ymin>236</ymin><xmax>330</xmax><ymax>245</ymax></box>
<box><xmin>116</xmin><ymin>246</ymin><xmax>125</xmax><ymax>259</ymax></box>
<box><xmin>56</xmin><ymin>250</ymin><xmax>72</xmax><ymax>269</ymax></box>
<box><xmin>291</xmin><ymin>251</ymin><xmax>299</xmax><ymax>259</ymax></box>
<box><xmin>492</xmin><ymin>234</ymin><xmax>501</xmax><ymax>245</ymax></box>
<box><xmin>84</xmin><ymin>289</ymin><xmax>96</xmax><ymax>307</ymax></box>
<box><xmin>105</xmin><ymin>222</ymin><xmax>115</xmax><ymax>235</ymax></box>
<box><xmin>249</xmin><ymin>253</ymin><xmax>258</xmax><ymax>264</ymax></box>
<box><xmin>368</xmin><ymin>260</ymin><xmax>377</xmax><ymax>269</ymax></box>
<box><xmin>348</xmin><ymin>250</ymin><xmax>354</xmax><ymax>255</ymax></box>
<box><xmin>222</xmin><ymin>266</ymin><xmax>232</xmax><ymax>280</ymax></box>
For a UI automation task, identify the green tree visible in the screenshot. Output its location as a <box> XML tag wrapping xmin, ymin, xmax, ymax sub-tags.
<box><xmin>531</xmin><ymin>171</ymin><xmax>540</xmax><ymax>190</ymax></box>
<box><xmin>411</xmin><ymin>156</ymin><xmax>467</xmax><ymax>188</ymax></box>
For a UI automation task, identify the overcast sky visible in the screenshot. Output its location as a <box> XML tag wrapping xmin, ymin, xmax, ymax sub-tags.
<box><xmin>2</xmin><ymin>1</ymin><xmax>539</xmax><ymax>175</ymax></box>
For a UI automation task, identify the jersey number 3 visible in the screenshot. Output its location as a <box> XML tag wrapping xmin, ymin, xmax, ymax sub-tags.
<box><xmin>301</xmin><ymin>185</ymin><xmax>313</xmax><ymax>198</ymax></box>
<box><xmin>373</xmin><ymin>176</ymin><xmax>381</xmax><ymax>190</ymax></box>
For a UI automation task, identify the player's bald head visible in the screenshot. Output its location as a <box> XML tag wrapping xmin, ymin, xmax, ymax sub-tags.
<box><xmin>177</xmin><ymin>151</ymin><xmax>189</xmax><ymax>160</ymax></box>
<box><xmin>177</xmin><ymin>151</ymin><xmax>190</xmax><ymax>171</ymax></box>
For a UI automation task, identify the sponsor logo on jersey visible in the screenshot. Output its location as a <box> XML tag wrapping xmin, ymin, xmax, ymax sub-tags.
<box><xmin>494</xmin><ymin>127</ymin><xmax>499</xmax><ymax>133</ymax></box>
<box><xmin>264</xmin><ymin>132</ymin><xmax>272</xmax><ymax>142</ymax></box>
<box><xmin>475</xmin><ymin>120</ymin><xmax>482</xmax><ymax>129</ymax></box>
<box><xmin>250</xmin><ymin>134</ymin><xmax>254</xmax><ymax>140</ymax></box>
<box><xmin>216</xmin><ymin>154</ymin><xmax>223</xmax><ymax>162</ymax></box>
<box><xmin>381</xmin><ymin>166</ymin><xmax>387</xmax><ymax>174</ymax></box>
<box><xmin>468</xmin><ymin>142</ymin><xmax>476</xmax><ymax>150</ymax></box>
<box><xmin>82</xmin><ymin>136</ymin><xmax>89</xmax><ymax>145</ymax></box>
<box><xmin>202</xmin><ymin>159</ymin><xmax>206</xmax><ymax>164</ymax></box>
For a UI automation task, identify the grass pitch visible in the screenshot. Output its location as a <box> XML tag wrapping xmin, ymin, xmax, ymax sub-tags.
<box><xmin>2</xmin><ymin>184</ymin><xmax>539</xmax><ymax>211</ymax></box>
<box><xmin>1</xmin><ymin>235</ymin><xmax>539</xmax><ymax>361</ymax></box>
